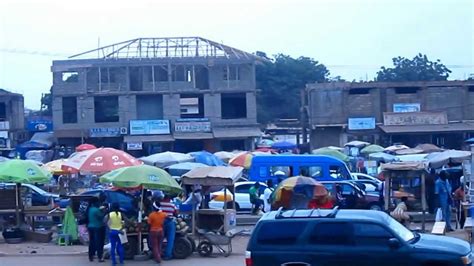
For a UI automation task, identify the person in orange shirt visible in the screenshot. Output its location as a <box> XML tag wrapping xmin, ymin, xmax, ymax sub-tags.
<box><xmin>148</xmin><ymin>202</ymin><xmax>168</xmax><ymax>264</ymax></box>
<box><xmin>308</xmin><ymin>195</ymin><xmax>334</xmax><ymax>209</ymax></box>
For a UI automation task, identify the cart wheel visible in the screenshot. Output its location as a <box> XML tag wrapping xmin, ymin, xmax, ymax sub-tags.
<box><xmin>173</xmin><ymin>236</ymin><xmax>193</xmax><ymax>259</ymax></box>
<box><xmin>186</xmin><ymin>235</ymin><xmax>196</xmax><ymax>252</ymax></box>
<box><xmin>197</xmin><ymin>241</ymin><xmax>213</xmax><ymax>257</ymax></box>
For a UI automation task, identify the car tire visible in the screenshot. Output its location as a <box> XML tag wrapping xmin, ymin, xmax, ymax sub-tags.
<box><xmin>368</xmin><ymin>203</ymin><xmax>382</xmax><ymax>211</ymax></box>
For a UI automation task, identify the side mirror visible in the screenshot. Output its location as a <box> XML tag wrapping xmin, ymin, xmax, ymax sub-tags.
<box><xmin>388</xmin><ymin>238</ymin><xmax>401</xmax><ymax>249</ymax></box>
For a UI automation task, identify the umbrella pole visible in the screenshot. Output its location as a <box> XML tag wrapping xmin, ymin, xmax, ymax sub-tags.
<box><xmin>15</xmin><ymin>183</ymin><xmax>20</xmax><ymax>226</ymax></box>
<box><xmin>138</xmin><ymin>188</ymin><xmax>144</xmax><ymax>255</ymax></box>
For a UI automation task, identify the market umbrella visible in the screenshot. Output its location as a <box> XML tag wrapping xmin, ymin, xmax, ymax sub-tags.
<box><xmin>384</xmin><ymin>145</ymin><xmax>410</xmax><ymax>153</ymax></box>
<box><xmin>189</xmin><ymin>151</ymin><xmax>225</xmax><ymax>166</ymax></box>
<box><xmin>427</xmin><ymin>150</ymin><xmax>472</xmax><ymax>169</ymax></box>
<box><xmin>368</xmin><ymin>152</ymin><xmax>400</xmax><ymax>163</ymax></box>
<box><xmin>213</xmin><ymin>151</ymin><xmax>235</xmax><ymax>163</ymax></box>
<box><xmin>360</xmin><ymin>144</ymin><xmax>385</xmax><ymax>155</ymax></box>
<box><xmin>100</xmin><ymin>165</ymin><xmax>181</xmax><ymax>254</ymax></box>
<box><xmin>42</xmin><ymin>159</ymin><xmax>69</xmax><ymax>175</ymax></box>
<box><xmin>395</xmin><ymin>148</ymin><xmax>424</xmax><ymax>155</ymax></box>
<box><xmin>312</xmin><ymin>147</ymin><xmax>349</xmax><ymax>162</ymax></box>
<box><xmin>0</xmin><ymin>159</ymin><xmax>52</xmax><ymax>225</ymax></box>
<box><xmin>344</xmin><ymin>140</ymin><xmax>370</xmax><ymax>148</ymax></box>
<box><xmin>229</xmin><ymin>152</ymin><xmax>254</xmax><ymax>169</ymax></box>
<box><xmin>166</xmin><ymin>162</ymin><xmax>208</xmax><ymax>177</ymax></box>
<box><xmin>272</xmin><ymin>176</ymin><xmax>328</xmax><ymax>209</ymax></box>
<box><xmin>414</xmin><ymin>143</ymin><xmax>442</xmax><ymax>153</ymax></box>
<box><xmin>62</xmin><ymin>148</ymin><xmax>142</xmax><ymax>174</ymax></box>
<box><xmin>257</xmin><ymin>139</ymin><xmax>274</xmax><ymax>148</ymax></box>
<box><xmin>141</xmin><ymin>151</ymin><xmax>194</xmax><ymax>168</ymax></box>
<box><xmin>100</xmin><ymin>165</ymin><xmax>181</xmax><ymax>194</ymax></box>
<box><xmin>75</xmin><ymin>143</ymin><xmax>97</xmax><ymax>152</ymax></box>
<box><xmin>271</xmin><ymin>141</ymin><xmax>297</xmax><ymax>150</ymax></box>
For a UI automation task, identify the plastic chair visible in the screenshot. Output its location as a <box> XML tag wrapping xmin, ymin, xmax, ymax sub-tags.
<box><xmin>57</xmin><ymin>233</ymin><xmax>71</xmax><ymax>246</ymax></box>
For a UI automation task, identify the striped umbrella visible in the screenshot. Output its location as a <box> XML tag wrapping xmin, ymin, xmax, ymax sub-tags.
<box><xmin>229</xmin><ymin>152</ymin><xmax>253</xmax><ymax>169</ymax></box>
<box><xmin>273</xmin><ymin>176</ymin><xmax>328</xmax><ymax>209</ymax></box>
<box><xmin>43</xmin><ymin>159</ymin><xmax>69</xmax><ymax>175</ymax></box>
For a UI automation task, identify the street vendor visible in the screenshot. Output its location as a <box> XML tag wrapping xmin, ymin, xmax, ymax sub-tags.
<box><xmin>390</xmin><ymin>197</ymin><xmax>410</xmax><ymax>226</ymax></box>
<box><xmin>160</xmin><ymin>193</ymin><xmax>178</xmax><ymax>260</ymax></box>
<box><xmin>249</xmin><ymin>182</ymin><xmax>264</xmax><ymax>215</ymax></box>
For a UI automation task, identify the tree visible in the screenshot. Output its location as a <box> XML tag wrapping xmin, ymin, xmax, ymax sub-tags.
<box><xmin>376</xmin><ymin>53</ymin><xmax>451</xmax><ymax>82</ymax></box>
<box><xmin>256</xmin><ymin>54</ymin><xmax>329</xmax><ymax>123</ymax></box>
<box><xmin>40</xmin><ymin>87</ymin><xmax>52</xmax><ymax>117</ymax></box>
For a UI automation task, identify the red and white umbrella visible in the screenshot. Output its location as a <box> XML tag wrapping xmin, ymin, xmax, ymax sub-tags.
<box><xmin>76</xmin><ymin>143</ymin><xmax>97</xmax><ymax>152</ymax></box>
<box><xmin>62</xmin><ymin>148</ymin><xmax>142</xmax><ymax>174</ymax></box>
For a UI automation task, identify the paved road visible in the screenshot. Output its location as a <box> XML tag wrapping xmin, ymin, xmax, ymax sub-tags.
<box><xmin>0</xmin><ymin>254</ymin><xmax>244</xmax><ymax>266</ymax></box>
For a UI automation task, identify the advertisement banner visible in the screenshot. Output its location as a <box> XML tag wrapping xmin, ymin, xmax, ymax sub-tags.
<box><xmin>175</xmin><ymin>118</ymin><xmax>211</xmax><ymax>133</ymax></box>
<box><xmin>127</xmin><ymin>142</ymin><xmax>143</xmax><ymax>150</ymax></box>
<box><xmin>89</xmin><ymin>127</ymin><xmax>121</xmax><ymax>138</ymax></box>
<box><xmin>27</xmin><ymin>120</ymin><xmax>53</xmax><ymax>132</ymax></box>
<box><xmin>130</xmin><ymin>120</ymin><xmax>170</xmax><ymax>135</ymax></box>
<box><xmin>393</xmin><ymin>103</ymin><xmax>421</xmax><ymax>113</ymax></box>
<box><xmin>348</xmin><ymin>117</ymin><xmax>376</xmax><ymax>130</ymax></box>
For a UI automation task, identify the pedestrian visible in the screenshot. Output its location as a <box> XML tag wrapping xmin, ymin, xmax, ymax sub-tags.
<box><xmin>148</xmin><ymin>202</ymin><xmax>167</xmax><ymax>264</ymax></box>
<box><xmin>160</xmin><ymin>194</ymin><xmax>178</xmax><ymax>260</ymax></box>
<box><xmin>87</xmin><ymin>197</ymin><xmax>105</xmax><ymax>262</ymax></box>
<box><xmin>454</xmin><ymin>176</ymin><xmax>466</xmax><ymax>228</ymax></box>
<box><xmin>390</xmin><ymin>197</ymin><xmax>410</xmax><ymax>226</ymax></box>
<box><xmin>435</xmin><ymin>171</ymin><xmax>454</xmax><ymax>231</ymax></box>
<box><xmin>249</xmin><ymin>182</ymin><xmax>264</xmax><ymax>215</ymax></box>
<box><xmin>104</xmin><ymin>202</ymin><xmax>125</xmax><ymax>265</ymax></box>
<box><xmin>263</xmin><ymin>179</ymin><xmax>274</xmax><ymax>212</ymax></box>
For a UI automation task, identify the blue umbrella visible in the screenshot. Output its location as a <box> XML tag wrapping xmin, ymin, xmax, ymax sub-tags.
<box><xmin>166</xmin><ymin>162</ymin><xmax>208</xmax><ymax>176</ymax></box>
<box><xmin>189</xmin><ymin>151</ymin><xmax>225</xmax><ymax>166</ymax></box>
<box><xmin>271</xmin><ymin>141</ymin><xmax>297</xmax><ymax>150</ymax></box>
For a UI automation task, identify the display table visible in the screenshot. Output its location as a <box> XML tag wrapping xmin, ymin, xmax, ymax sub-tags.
<box><xmin>23</xmin><ymin>207</ymin><xmax>65</xmax><ymax>231</ymax></box>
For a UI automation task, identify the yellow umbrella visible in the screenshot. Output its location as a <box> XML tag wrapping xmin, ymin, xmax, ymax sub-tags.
<box><xmin>43</xmin><ymin>159</ymin><xmax>69</xmax><ymax>174</ymax></box>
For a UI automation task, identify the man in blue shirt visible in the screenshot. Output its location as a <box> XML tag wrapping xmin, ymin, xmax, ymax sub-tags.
<box><xmin>435</xmin><ymin>171</ymin><xmax>453</xmax><ymax>231</ymax></box>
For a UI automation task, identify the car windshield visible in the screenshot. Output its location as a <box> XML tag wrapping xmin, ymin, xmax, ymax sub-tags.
<box><xmin>387</xmin><ymin>216</ymin><xmax>415</xmax><ymax>242</ymax></box>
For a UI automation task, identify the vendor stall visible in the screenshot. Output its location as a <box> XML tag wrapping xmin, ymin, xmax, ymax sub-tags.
<box><xmin>381</xmin><ymin>162</ymin><xmax>428</xmax><ymax>231</ymax></box>
<box><xmin>181</xmin><ymin>166</ymin><xmax>242</xmax><ymax>257</ymax></box>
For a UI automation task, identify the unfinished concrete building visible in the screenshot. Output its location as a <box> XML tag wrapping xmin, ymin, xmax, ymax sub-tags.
<box><xmin>305</xmin><ymin>80</ymin><xmax>474</xmax><ymax>150</ymax></box>
<box><xmin>51</xmin><ymin>37</ymin><xmax>262</xmax><ymax>155</ymax></box>
<box><xmin>0</xmin><ymin>89</ymin><xmax>25</xmax><ymax>151</ymax></box>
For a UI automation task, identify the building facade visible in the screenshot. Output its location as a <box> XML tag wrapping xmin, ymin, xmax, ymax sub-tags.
<box><xmin>51</xmin><ymin>37</ymin><xmax>261</xmax><ymax>155</ymax></box>
<box><xmin>305</xmin><ymin>80</ymin><xmax>474</xmax><ymax>150</ymax></box>
<box><xmin>0</xmin><ymin>89</ymin><xmax>25</xmax><ymax>151</ymax></box>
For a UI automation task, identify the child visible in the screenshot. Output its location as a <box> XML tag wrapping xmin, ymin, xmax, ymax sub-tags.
<box><xmin>148</xmin><ymin>202</ymin><xmax>168</xmax><ymax>264</ymax></box>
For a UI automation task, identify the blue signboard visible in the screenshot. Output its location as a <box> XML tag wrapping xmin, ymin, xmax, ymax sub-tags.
<box><xmin>89</xmin><ymin>127</ymin><xmax>121</xmax><ymax>138</ymax></box>
<box><xmin>27</xmin><ymin>120</ymin><xmax>53</xmax><ymax>132</ymax></box>
<box><xmin>393</xmin><ymin>103</ymin><xmax>421</xmax><ymax>113</ymax></box>
<box><xmin>130</xmin><ymin>120</ymin><xmax>170</xmax><ymax>135</ymax></box>
<box><xmin>348</xmin><ymin>117</ymin><xmax>376</xmax><ymax>130</ymax></box>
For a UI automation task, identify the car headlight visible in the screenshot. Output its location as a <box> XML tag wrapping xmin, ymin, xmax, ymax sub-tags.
<box><xmin>461</xmin><ymin>254</ymin><xmax>472</xmax><ymax>265</ymax></box>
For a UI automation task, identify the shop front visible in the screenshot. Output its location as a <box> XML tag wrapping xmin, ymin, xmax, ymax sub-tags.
<box><xmin>124</xmin><ymin>119</ymin><xmax>174</xmax><ymax>156</ymax></box>
<box><xmin>173</xmin><ymin>118</ymin><xmax>215</xmax><ymax>152</ymax></box>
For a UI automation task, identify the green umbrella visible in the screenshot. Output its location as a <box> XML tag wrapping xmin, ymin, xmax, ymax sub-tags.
<box><xmin>0</xmin><ymin>159</ymin><xmax>52</xmax><ymax>225</ymax></box>
<box><xmin>100</xmin><ymin>165</ymin><xmax>182</xmax><ymax>194</ymax></box>
<box><xmin>360</xmin><ymin>144</ymin><xmax>385</xmax><ymax>155</ymax></box>
<box><xmin>100</xmin><ymin>164</ymin><xmax>181</xmax><ymax>255</ymax></box>
<box><xmin>0</xmin><ymin>159</ymin><xmax>51</xmax><ymax>184</ymax></box>
<box><xmin>312</xmin><ymin>147</ymin><xmax>349</xmax><ymax>162</ymax></box>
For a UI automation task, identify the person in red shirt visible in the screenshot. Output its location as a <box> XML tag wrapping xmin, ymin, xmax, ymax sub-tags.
<box><xmin>308</xmin><ymin>195</ymin><xmax>334</xmax><ymax>209</ymax></box>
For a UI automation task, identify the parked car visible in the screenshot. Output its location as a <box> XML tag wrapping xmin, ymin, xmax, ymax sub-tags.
<box><xmin>0</xmin><ymin>183</ymin><xmax>69</xmax><ymax>208</ymax></box>
<box><xmin>321</xmin><ymin>180</ymin><xmax>383</xmax><ymax>211</ymax></box>
<box><xmin>246</xmin><ymin>209</ymin><xmax>471</xmax><ymax>266</ymax></box>
<box><xmin>208</xmin><ymin>181</ymin><xmax>267</xmax><ymax>211</ymax></box>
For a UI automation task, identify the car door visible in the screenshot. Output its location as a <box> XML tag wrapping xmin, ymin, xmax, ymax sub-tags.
<box><xmin>308</xmin><ymin>221</ymin><xmax>359</xmax><ymax>266</ymax></box>
<box><xmin>351</xmin><ymin>222</ymin><xmax>410</xmax><ymax>266</ymax></box>
<box><xmin>340</xmin><ymin>183</ymin><xmax>359</xmax><ymax>209</ymax></box>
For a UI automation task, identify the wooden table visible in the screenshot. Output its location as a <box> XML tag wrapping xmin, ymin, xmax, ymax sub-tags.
<box><xmin>23</xmin><ymin>208</ymin><xmax>65</xmax><ymax>231</ymax></box>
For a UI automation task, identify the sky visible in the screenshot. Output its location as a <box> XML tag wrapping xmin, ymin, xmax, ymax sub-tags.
<box><xmin>0</xmin><ymin>0</ymin><xmax>473</xmax><ymax>109</ymax></box>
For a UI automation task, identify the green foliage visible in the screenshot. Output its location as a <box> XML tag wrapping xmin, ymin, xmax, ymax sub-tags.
<box><xmin>40</xmin><ymin>87</ymin><xmax>52</xmax><ymax>116</ymax></box>
<box><xmin>256</xmin><ymin>54</ymin><xmax>329</xmax><ymax>123</ymax></box>
<box><xmin>376</xmin><ymin>53</ymin><xmax>451</xmax><ymax>82</ymax></box>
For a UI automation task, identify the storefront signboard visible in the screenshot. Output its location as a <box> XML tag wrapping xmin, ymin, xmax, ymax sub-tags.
<box><xmin>393</xmin><ymin>103</ymin><xmax>421</xmax><ymax>113</ymax></box>
<box><xmin>348</xmin><ymin>117</ymin><xmax>376</xmax><ymax>130</ymax></box>
<box><xmin>127</xmin><ymin>142</ymin><xmax>143</xmax><ymax>150</ymax></box>
<box><xmin>89</xmin><ymin>127</ymin><xmax>121</xmax><ymax>138</ymax></box>
<box><xmin>130</xmin><ymin>120</ymin><xmax>170</xmax><ymax>135</ymax></box>
<box><xmin>175</xmin><ymin>118</ymin><xmax>211</xmax><ymax>133</ymax></box>
<box><xmin>383</xmin><ymin>112</ymin><xmax>448</xmax><ymax>126</ymax></box>
<box><xmin>27</xmin><ymin>120</ymin><xmax>53</xmax><ymax>132</ymax></box>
